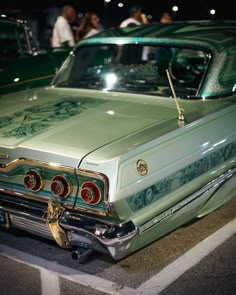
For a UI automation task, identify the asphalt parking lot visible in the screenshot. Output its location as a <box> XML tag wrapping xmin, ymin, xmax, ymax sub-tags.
<box><xmin>0</xmin><ymin>197</ymin><xmax>236</xmax><ymax>295</ymax></box>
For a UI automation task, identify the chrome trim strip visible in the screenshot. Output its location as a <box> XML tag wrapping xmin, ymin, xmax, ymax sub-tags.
<box><xmin>0</xmin><ymin>74</ymin><xmax>54</xmax><ymax>89</ymax></box>
<box><xmin>0</xmin><ymin>157</ymin><xmax>108</xmax><ymax>194</ymax></box>
<box><xmin>0</xmin><ymin>187</ymin><xmax>49</xmax><ymax>203</ymax></box>
<box><xmin>65</xmin><ymin>204</ymin><xmax>108</xmax><ymax>216</ymax></box>
<box><xmin>139</xmin><ymin>167</ymin><xmax>236</xmax><ymax>234</ymax></box>
<box><xmin>0</xmin><ymin>154</ymin><xmax>9</xmax><ymax>159</ymax></box>
<box><xmin>0</xmin><ymin>154</ymin><xmax>9</xmax><ymax>167</ymax></box>
<box><xmin>0</xmin><ymin>158</ymin><xmax>74</xmax><ymax>173</ymax></box>
<box><xmin>0</xmin><ymin>188</ymin><xmax>108</xmax><ymax>216</ymax></box>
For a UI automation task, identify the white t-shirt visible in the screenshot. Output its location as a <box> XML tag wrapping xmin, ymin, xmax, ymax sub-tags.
<box><xmin>52</xmin><ymin>16</ymin><xmax>75</xmax><ymax>47</ymax></box>
<box><xmin>119</xmin><ymin>18</ymin><xmax>141</xmax><ymax>28</ymax></box>
<box><xmin>84</xmin><ymin>28</ymin><xmax>100</xmax><ymax>39</ymax></box>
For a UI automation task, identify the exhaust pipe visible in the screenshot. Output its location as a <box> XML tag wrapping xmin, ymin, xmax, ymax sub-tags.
<box><xmin>71</xmin><ymin>247</ymin><xmax>94</xmax><ymax>263</ymax></box>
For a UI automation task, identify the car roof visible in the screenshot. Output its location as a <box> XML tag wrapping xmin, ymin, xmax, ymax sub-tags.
<box><xmin>93</xmin><ymin>20</ymin><xmax>236</xmax><ymax>38</ymax></box>
<box><xmin>79</xmin><ymin>20</ymin><xmax>236</xmax><ymax>53</ymax></box>
<box><xmin>0</xmin><ymin>15</ymin><xmax>27</xmax><ymax>27</ymax></box>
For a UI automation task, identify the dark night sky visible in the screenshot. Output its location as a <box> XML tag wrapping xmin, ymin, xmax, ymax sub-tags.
<box><xmin>0</xmin><ymin>1</ymin><xmax>235</xmax><ymax>49</ymax></box>
<box><xmin>0</xmin><ymin>0</ymin><xmax>235</xmax><ymax>24</ymax></box>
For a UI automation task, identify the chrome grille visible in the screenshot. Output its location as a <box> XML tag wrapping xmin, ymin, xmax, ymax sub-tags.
<box><xmin>9</xmin><ymin>213</ymin><xmax>53</xmax><ymax>239</ymax></box>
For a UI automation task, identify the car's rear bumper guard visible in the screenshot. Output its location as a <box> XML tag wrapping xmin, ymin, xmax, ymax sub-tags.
<box><xmin>60</xmin><ymin>212</ymin><xmax>137</xmax><ymax>260</ymax></box>
<box><xmin>0</xmin><ymin>194</ymin><xmax>137</xmax><ymax>261</ymax></box>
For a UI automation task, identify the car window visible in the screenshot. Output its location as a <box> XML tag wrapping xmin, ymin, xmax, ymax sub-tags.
<box><xmin>52</xmin><ymin>44</ymin><xmax>210</xmax><ymax>98</ymax></box>
<box><xmin>0</xmin><ymin>26</ymin><xmax>19</xmax><ymax>56</ymax></box>
<box><xmin>0</xmin><ymin>22</ymin><xmax>33</xmax><ymax>57</ymax></box>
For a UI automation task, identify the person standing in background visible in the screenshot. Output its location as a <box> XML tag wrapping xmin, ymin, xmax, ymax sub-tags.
<box><xmin>76</xmin><ymin>12</ymin><xmax>100</xmax><ymax>42</ymax></box>
<box><xmin>52</xmin><ymin>5</ymin><xmax>76</xmax><ymax>47</ymax></box>
<box><xmin>119</xmin><ymin>5</ymin><xmax>148</xmax><ymax>28</ymax></box>
<box><xmin>160</xmin><ymin>12</ymin><xmax>173</xmax><ymax>24</ymax></box>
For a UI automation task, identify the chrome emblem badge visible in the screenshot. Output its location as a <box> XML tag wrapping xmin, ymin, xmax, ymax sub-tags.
<box><xmin>136</xmin><ymin>159</ymin><xmax>148</xmax><ymax>176</ymax></box>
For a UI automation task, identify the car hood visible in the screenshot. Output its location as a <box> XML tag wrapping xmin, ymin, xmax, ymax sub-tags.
<box><xmin>0</xmin><ymin>87</ymin><xmax>223</xmax><ymax>167</ymax></box>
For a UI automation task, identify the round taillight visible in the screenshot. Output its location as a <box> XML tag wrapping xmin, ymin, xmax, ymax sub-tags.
<box><xmin>51</xmin><ymin>175</ymin><xmax>71</xmax><ymax>198</ymax></box>
<box><xmin>80</xmin><ymin>182</ymin><xmax>101</xmax><ymax>205</ymax></box>
<box><xmin>24</xmin><ymin>169</ymin><xmax>43</xmax><ymax>192</ymax></box>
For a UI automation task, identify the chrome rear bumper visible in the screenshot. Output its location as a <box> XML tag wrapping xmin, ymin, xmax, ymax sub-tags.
<box><xmin>0</xmin><ymin>194</ymin><xmax>137</xmax><ymax>261</ymax></box>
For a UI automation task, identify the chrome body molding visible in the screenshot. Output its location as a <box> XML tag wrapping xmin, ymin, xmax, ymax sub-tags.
<box><xmin>0</xmin><ymin>157</ymin><xmax>108</xmax><ymax>183</ymax></box>
<box><xmin>0</xmin><ymin>157</ymin><xmax>75</xmax><ymax>173</ymax></box>
<box><xmin>139</xmin><ymin>167</ymin><xmax>236</xmax><ymax>234</ymax></box>
<box><xmin>0</xmin><ymin>74</ymin><xmax>55</xmax><ymax>89</ymax></box>
<box><xmin>0</xmin><ymin>154</ymin><xmax>9</xmax><ymax>158</ymax></box>
<box><xmin>0</xmin><ymin>187</ymin><xmax>50</xmax><ymax>204</ymax></box>
<box><xmin>0</xmin><ymin>153</ymin><xmax>9</xmax><ymax>168</ymax></box>
<box><xmin>0</xmin><ymin>188</ymin><xmax>108</xmax><ymax>217</ymax></box>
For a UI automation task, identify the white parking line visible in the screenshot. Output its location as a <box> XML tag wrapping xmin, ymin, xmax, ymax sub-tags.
<box><xmin>136</xmin><ymin>218</ymin><xmax>236</xmax><ymax>295</ymax></box>
<box><xmin>0</xmin><ymin>244</ymin><xmax>135</xmax><ymax>295</ymax></box>
<box><xmin>0</xmin><ymin>218</ymin><xmax>235</xmax><ymax>295</ymax></box>
<box><xmin>41</xmin><ymin>268</ymin><xmax>60</xmax><ymax>295</ymax></box>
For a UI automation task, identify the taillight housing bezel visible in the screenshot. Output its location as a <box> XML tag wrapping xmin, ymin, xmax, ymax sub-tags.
<box><xmin>80</xmin><ymin>181</ymin><xmax>101</xmax><ymax>205</ymax></box>
<box><xmin>75</xmin><ymin>168</ymin><xmax>109</xmax><ymax>215</ymax></box>
<box><xmin>23</xmin><ymin>169</ymin><xmax>44</xmax><ymax>192</ymax></box>
<box><xmin>18</xmin><ymin>158</ymin><xmax>109</xmax><ymax>216</ymax></box>
<box><xmin>50</xmin><ymin>175</ymin><xmax>72</xmax><ymax>199</ymax></box>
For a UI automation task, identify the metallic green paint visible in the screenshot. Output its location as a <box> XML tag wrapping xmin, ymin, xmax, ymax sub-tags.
<box><xmin>127</xmin><ymin>141</ymin><xmax>236</xmax><ymax>212</ymax></box>
<box><xmin>0</xmin><ymin>20</ymin><xmax>236</xmax><ymax>262</ymax></box>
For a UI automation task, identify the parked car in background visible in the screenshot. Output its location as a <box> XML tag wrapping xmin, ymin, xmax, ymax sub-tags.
<box><xmin>0</xmin><ymin>20</ymin><xmax>235</xmax><ymax>263</ymax></box>
<box><xmin>0</xmin><ymin>16</ymin><xmax>71</xmax><ymax>95</ymax></box>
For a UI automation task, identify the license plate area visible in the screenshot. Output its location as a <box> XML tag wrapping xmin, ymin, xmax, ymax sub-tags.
<box><xmin>0</xmin><ymin>208</ymin><xmax>10</xmax><ymax>229</ymax></box>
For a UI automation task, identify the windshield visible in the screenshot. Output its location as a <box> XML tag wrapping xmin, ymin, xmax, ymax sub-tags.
<box><xmin>52</xmin><ymin>43</ymin><xmax>210</xmax><ymax>98</ymax></box>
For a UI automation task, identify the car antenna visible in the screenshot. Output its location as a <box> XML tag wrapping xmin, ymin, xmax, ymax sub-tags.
<box><xmin>166</xmin><ymin>69</ymin><xmax>185</xmax><ymax>127</ymax></box>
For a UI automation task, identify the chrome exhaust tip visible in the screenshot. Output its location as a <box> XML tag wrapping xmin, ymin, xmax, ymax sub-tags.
<box><xmin>71</xmin><ymin>249</ymin><xmax>79</xmax><ymax>260</ymax></box>
<box><xmin>71</xmin><ymin>247</ymin><xmax>94</xmax><ymax>263</ymax></box>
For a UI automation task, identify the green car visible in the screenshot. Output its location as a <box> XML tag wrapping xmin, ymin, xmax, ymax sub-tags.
<box><xmin>0</xmin><ymin>16</ymin><xmax>71</xmax><ymax>95</ymax></box>
<box><xmin>0</xmin><ymin>20</ymin><xmax>235</xmax><ymax>263</ymax></box>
